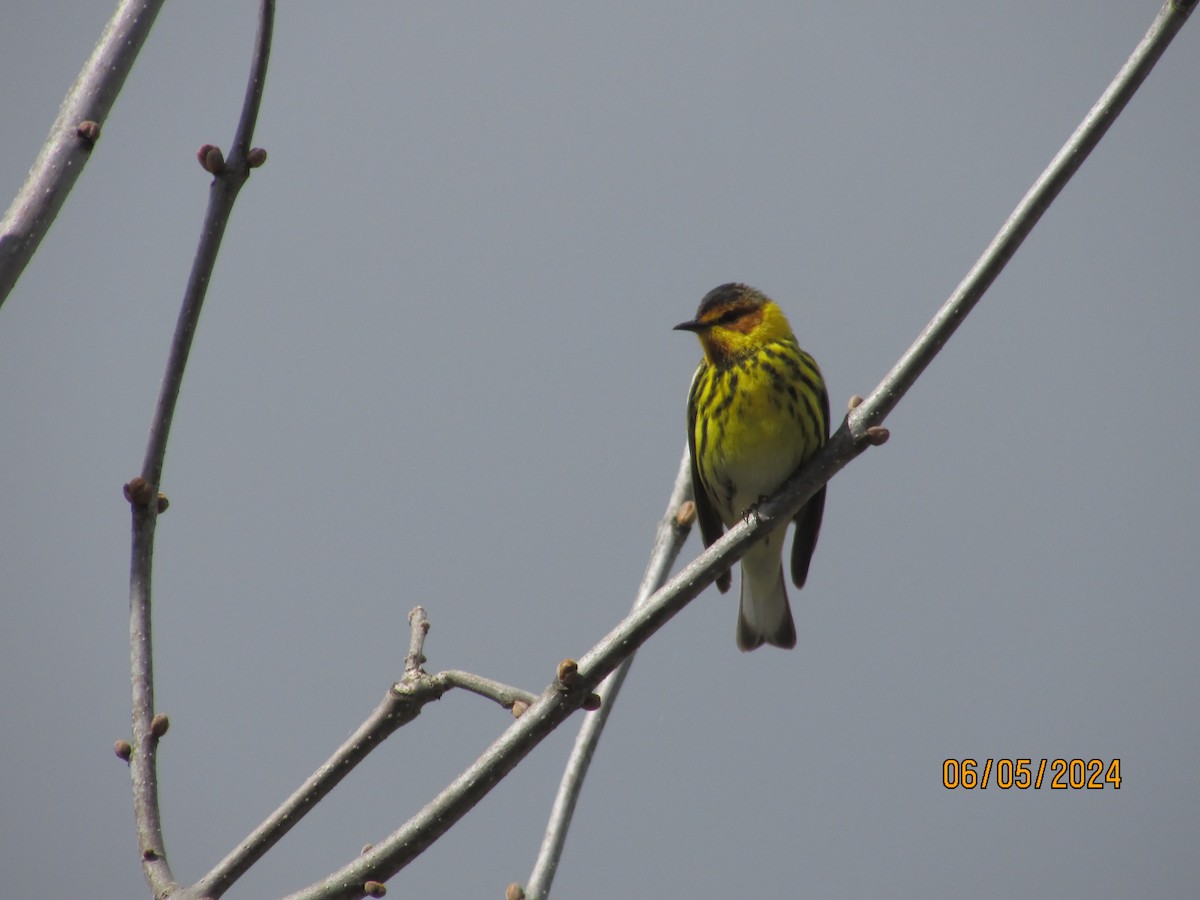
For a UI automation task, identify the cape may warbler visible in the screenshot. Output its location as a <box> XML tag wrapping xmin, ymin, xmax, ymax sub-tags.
<box><xmin>675</xmin><ymin>283</ymin><xmax>829</xmax><ymax>651</ymax></box>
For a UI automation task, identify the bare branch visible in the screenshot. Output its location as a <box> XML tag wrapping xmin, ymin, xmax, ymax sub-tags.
<box><xmin>0</xmin><ymin>0</ymin><xmax>167</xmax><ymax>310</ymax></box>
<box><xmin>405</xmin><ymin>606</ymin><xmax>431</xmax><ymax>673</ymax></box>
<box><xmin>125</xmin><ymin>4</ymin><xmax>275</xmax><ymax>899</ymax></box>
<box><xmin>437</xmin><ymin>670</ymin><xmax>539</xmax><ymax>712</ymax></box>
<box><xmin>138</xmin><ymin>0</ymin><xmax>274</xmax><ymax>486</ymax></box>
<box><xmin>524</xmin><ymin>448</ymin><xmax>694</xmax><ymax>899</ymax></box>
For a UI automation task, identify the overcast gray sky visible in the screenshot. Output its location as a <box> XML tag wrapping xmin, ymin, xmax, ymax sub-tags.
<box><xmin>2</xmin><ymin>3</ymin><xmax>1198</xmax><ymax>898</ymax></box>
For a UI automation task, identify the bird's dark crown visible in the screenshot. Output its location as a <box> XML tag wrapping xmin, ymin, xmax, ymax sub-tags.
<box><xmin>690</xmin><ymin>282</ymin><xmax>770</xmax><ymax>327</ymax></box>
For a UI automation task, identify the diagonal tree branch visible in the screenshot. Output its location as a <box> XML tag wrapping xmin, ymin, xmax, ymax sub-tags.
<box><xmin>123</xmin><ymin>4</ymin><xmax>275</xmax><ymax>899</ymax></box>
<box><xmin>0</xmin><ymin>0</ymin><xmax>168</xmax><ymax>311</ymax></box>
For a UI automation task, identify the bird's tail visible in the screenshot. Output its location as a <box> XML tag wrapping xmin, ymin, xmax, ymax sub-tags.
<box><xmin>736</xmin><ymin>538</ymin><xmax>797</xmax><ymax>651</ymax></box>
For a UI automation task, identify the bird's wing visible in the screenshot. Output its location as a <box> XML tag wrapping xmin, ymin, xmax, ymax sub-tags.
<box><xmin>686</xmin><ymin>363</ymin><xmax>731</xmax><ymax>593</ymax></box>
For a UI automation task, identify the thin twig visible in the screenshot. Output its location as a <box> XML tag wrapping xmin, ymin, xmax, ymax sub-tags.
<box><xmin>275</xmin><ymin>4</ymin><xmax>1195</xmax><ymax>897</ymax></box>
<box><xmin>524</xmin><ymin>448</ymin><xmax>693</xmax><ymax>899</ymax></box>
<box><xmin>405</xmin><ymin>606</ymin><xmax>430</xmax><ymax>673</ymax></box>
<box><xmin>126</xmin><ymin>4</ymin><xmax>275</xmax><ymax>899</ymax></box>
<box><xmin>0</xmin><ymin>0</ymin><xmax>168</xmax><ymax>310</ymax></box>
<box><xmin>438</xmin><ymin>671</ymin><xmax>539</xmax><ymax>711</ymax></box>
<box><xmin>194</xmin><ymin>607</ymin><xmax>539</xmax><ymax>899</ymax></box>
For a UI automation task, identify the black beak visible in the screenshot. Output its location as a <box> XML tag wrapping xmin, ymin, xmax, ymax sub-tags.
<box><xmin>673</xmin><ymin>319</ymin><xmax>705</xmax><ymax>333</ymax></box>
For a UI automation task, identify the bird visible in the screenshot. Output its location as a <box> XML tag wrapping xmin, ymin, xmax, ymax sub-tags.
<box><xmin>675</xmin><ymin>282</ymin><xmax>829</xmax><ymax>651</ymax></box>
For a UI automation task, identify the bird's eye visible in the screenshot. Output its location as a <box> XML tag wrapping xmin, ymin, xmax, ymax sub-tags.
<box><xmin>713</xmin><ymin>305</ymin><xmax>748</xmax><ymax>326</ymax></box>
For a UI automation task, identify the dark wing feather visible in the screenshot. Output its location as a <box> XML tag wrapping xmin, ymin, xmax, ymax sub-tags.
<box><xmin>790</xmin><ymin>372</ymin><xmax>831</xmax><ymax>588</ymax></box>
<box><xmin>686</xmin><ymin>365</ymin><xmax>731</xmax><ymax>593</ymax></box>
<box><xmin>790</xmin><ymin>485</ymin><xmax>826</xmax><ymax>588</ymax></box>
